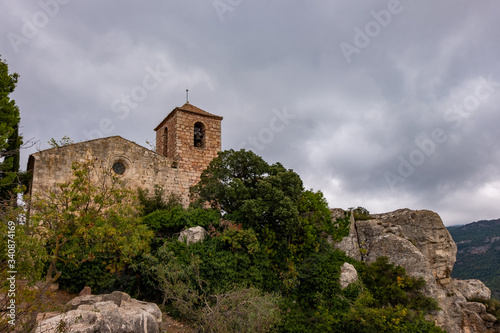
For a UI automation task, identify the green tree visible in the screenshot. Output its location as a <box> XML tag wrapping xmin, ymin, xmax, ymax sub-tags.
<box><xmin>30</xmin><ymin>160</ymin><xmax>153</xmax><ymax>283</ymax></box>
<box><xmin>190</xmin><ymin>150</ymin><xmax>341</xmax><ymax>292</ymax></box>
<box><xmin>0</xmin><ymin>56</ymin><xmax>22</xmax><ymax>202</ymax></box>
<box><xmin>1</xmin><ymin>205</ymin><xmax>47</xmax><ymax>283</ymax></box>
<box><xmin>191</xmin><ymin>150</ymin><xmax>334</xmax><ymax>247</ymax></box>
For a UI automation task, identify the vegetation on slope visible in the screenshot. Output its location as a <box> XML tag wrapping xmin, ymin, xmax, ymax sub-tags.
<box><xmin>1</xmin><ymin>149</ymin><xmax>444</xmax><ymax>332</ymax></box>
<box><xmin>448</xmin><ymin>219</ymin><xmax>500</xmax><ymax>299</ymax></box>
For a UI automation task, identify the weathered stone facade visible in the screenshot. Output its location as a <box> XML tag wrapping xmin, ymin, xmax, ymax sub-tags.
<box><xmin>154</xmin><ymin>103</ymin><xmax>223</xmax><ymax>186</ymax></box>
<box><xmin>28</xmin><ymin>103</ymin><xmax>222</xmax><ymax>206</ymax></box>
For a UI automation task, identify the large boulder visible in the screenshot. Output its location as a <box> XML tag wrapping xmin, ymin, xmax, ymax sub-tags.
<box><xmin>35</xmin><ymin>291</ymin><xmax>162</xmax><ymax>333</ymax></box>
<box><xmin>448</xmin><ymin>279</ymin><xmax>492</xmax><ymax>301</ymax></box>
<box><xmin>178</xmin><ymin>226</ymin><xmax>207</xmax><ymax>244</ymax></box>
<box><xmin>367</xmin><ymin>209</ymin><xmax>457</xmax><ymax>282</ymax></box>
<box><xmin>332</xmin><ymin>208</ymin><xmax>498</xmax><ymax>333</ymax></box>
<box><xmin>339</xmin><ymin>262</ymin><xmax>358</xmax><ymax>289</ymax></box>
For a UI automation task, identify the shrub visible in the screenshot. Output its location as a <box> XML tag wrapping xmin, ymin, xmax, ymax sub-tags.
<box><xmin>142</xmin><ymin>206</ymin><xmax>220</xmax><ymax>251</ymax></box>
<box><xmin>353</xmin><ymin>206</ymin><xmax>370</xmax><ymax>220</ymax></box>
<box><xmin>357</xmin><ymin>257</ymin><xmax>439</xmax><ymax>311</ymax></box>
<box><xmin>138</xmin><ymin>185</ymin><xmax>182</xmax><ymax>215</ymax></box>
<box><xmin>199</xmin><ymin>287</ymin><xmax>281</xmax><ymax>333</ymax></box>
<box><xmin>56</xmin><ymin>259</ymin><xmax>138</xmax><ymax>295</ymax></box>
<box><xmin>141</xmin><ymin>243</ymin><xmax>281</xmax><ymax>331</ymax></box>
<box><xmin>470</xmin><ymin>297</ymin><xmax>500</xmax><ymax>321</ymax></box>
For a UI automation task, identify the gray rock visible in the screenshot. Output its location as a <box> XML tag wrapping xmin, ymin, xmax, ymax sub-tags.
<box><xmin>333</xmin><ymin>210</ymin><xmax>362</xmax><ymax>260</ymax></box>
<box><xmin>368</xmin><ymin>209</ymin><xmax>457</xmax><ymax>282</ymax></box>
<box><xmin>34</xmin><ymin>310</ymin><xmax>103</xmax><ymax>333</ymax></box>
<box><xmin>339</xmin><ymin>262</ymin><xmax>358</xmax><ymax>289</ymax></box>
<box><xmin>35</xmin><ymin>291</ymin><xmax>161</xmax><ymax>333</ymax></box>
<box><xmin>330</xmin><ymin>208</ymin><xmax>345</xmax><ymax>221</ymax></box>
<box><xmin>333</xmin><ymin>207</ymin><xmax>495</xmax><ymax>333</ymax></box>
<box><xmin>447</xmin><ymin>279</ymin><xmax>491</xmax><ymax>301</ymax></box>
<box><xmin>178</xmin><ymin>226</ymin><xmax>207</xmax><ymax>244</ymax></box>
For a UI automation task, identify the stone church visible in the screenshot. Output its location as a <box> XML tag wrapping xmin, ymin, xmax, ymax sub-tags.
<box><xmin>27</xmin><ymin>103</ymin><xmax>223</xmax><ymax>206</ymax></box>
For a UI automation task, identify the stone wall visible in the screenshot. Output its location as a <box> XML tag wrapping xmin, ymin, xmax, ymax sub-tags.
<box><xmin>28</xmin><ymin>136</ymin><xmax>193</xmax><ymax>206</ymax></box>
<box><xmin>174</xmin><ymin>110</ymin><xmax>222</xmax><ymax>186</ymax></box>
<box><xmin>155</xmin><ymin>111</ymin><xmax>177</xmax><ymax>159</ymax></box>
<box><xmin>154</xmin><ymin>103</ymin><xmax>222</xmax><ymax>188</ymax></box>
<box><xmin>29</xmin><ymin>103</ymin><xmax>223</xmax><ymax>208</ymax></box>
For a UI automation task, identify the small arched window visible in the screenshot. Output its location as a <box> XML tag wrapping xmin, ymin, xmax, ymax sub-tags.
<box><xmin>163</xmin><ymin>127</ymin><xmax>168</xmax><ymax>155</ymax></box>
<box><xmin>194</xmin><ymin>122</ymin><xmax>205</xmax><ymax>148</ymax></box>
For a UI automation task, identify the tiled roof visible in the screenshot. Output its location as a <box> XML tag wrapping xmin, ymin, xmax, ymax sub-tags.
<box><xmin>154</xmin><ymin>103</ymin><xmax>223</xmax><ymax>131</ymax></box>
<box><xmin>177</xmin><ymin>103</ymin><xmax>221</xmax><ymax>118</ymax></box>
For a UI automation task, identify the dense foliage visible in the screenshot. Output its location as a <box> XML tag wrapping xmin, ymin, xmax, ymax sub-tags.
<box><xmin>448</xmin><ymin>219</ymin><xmax>500</xmax><ymax>299</ymax></box>
<box><xmin>30</xmin><ymin>160</ymin><xmax>153</xmax><ymax>283</ymax></box>
<box><xmin>132</xmin><ymin>149</ymin><xmax>442</xmax><ymax>332</ymax></box>
<box><xmin>0</xmin><ymin>56</ymin><xmax>22</xmax><ymax>202</ymax></box>
<box><xmin>2</xmin><ymin>149</ymin><xmax>444</xmax><ymax>331</ymax></box>
<box><xmin>190</xmin><ymin>150</ymin><xmax>342</xmax><ymax>263</ymax></box>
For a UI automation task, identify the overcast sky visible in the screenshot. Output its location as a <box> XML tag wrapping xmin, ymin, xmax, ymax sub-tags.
<box><xmin>2</xmin><ymin>1</ymin><xmax>499</xmax><ymax>226</ymax></box>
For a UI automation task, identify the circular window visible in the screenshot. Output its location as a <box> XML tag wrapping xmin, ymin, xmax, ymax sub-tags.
<box><xmin>112</xmin><ymin>161</ymin><xmax>126</xmax><ymax>175</ymax></box>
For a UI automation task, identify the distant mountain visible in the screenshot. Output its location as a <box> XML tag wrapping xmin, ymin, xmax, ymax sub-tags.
<box><xmin>447</xmin><ymin>218</ymin><xmax>500</xmax><ymax>299</ymax></box>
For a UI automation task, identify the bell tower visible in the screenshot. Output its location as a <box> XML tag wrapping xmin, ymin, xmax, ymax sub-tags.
<box><xmin>154</xmin><ymin>103</ymin><xmax>223</xmax><ymax>182</ymax></box>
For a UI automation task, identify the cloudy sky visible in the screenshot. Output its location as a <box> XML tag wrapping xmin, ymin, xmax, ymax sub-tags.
<box><xmin>2</xmin><ymin>1</ymin><xmax>499</xmax><ymax>226</ymax></box>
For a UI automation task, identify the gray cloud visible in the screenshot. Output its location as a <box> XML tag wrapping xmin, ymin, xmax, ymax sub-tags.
<box><xmin>2</xmin><ymin>0</ymin><xmax>499</xmax><ymax>225</ymax></box>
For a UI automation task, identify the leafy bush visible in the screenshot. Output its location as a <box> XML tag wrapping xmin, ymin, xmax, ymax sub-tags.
<box><xmin>30</xmin><ymin>160</ymin><xmax>153</xmax><ymax>284</ymax></box>
<box><xmin>200</xmin><ymin>287</ymin><xmax>281</xmax><ymax>333</ymax></box>
<box><xmin>278</xmin><ymin>254</ymin><xmax>442</xmax><ymax>332</ymax></box>
<box><xmin>141</xmin><ymin>242</ymin><xmax>281</xmax><ymax>331</ymax></box>
<box><xmin>341</xmin><ymin>301</ymin><xmax>445</xmax><ymax>333</ymax></box>
<box><xmin>278</xmin><ymin>249</ymin><xmax>356</xmax><ymax>331</ymax></box>
<box><xmin>142</xmin><ymin>206</ymin><xmax>220</xmax><ymax>251</ymax></box>
<box><xmin>215</xmin><ymin>220</ymin><xmax>261</xmax><ymax>254</ymax></box>
<box><xmin>56</xmin><ymin>260</ymin><xmax>115</xmax><ymax>294</ymax></box>
<box><xmin>331</xmin><ymin>211</ymin><xmax>351</xmax><ymax>242</ymax></box>
<box><xmin>353</xmin><ymin>206</ymin><xmax>370</xmax><ymax>220</ymax></box>
<box><xmin>138</xmin><ymin>185</ymin><xmax>182</xmax><ymax>215</ymax></box>
<box><xmin>357</xmin><ymin>256</ymin><xmax>439</xmax><ymax>311</ymax></box>
<box><xmin>190</xmin><ymin>150</ymin><xmax>304</xmax><ymax>240</ymax></box>
<box><xmin>142</xmin><ymin>207</ymin><xmax>190</xmax><ymax>235</ymax></box>
<box><xmin>142</xmin><ymin>201</ymin><xmax>219</xmax><ymax>236</ymax></box>
<box><xmin>56</xmin><ymin>259</ymin><xmax>138</xmax><ymax>295</ymax></box>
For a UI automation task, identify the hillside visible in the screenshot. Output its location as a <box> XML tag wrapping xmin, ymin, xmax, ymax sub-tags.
<box><xmin>448</xmin><ymin>219</ymin><xmax>500</xmax><ymax>299</ymax></box>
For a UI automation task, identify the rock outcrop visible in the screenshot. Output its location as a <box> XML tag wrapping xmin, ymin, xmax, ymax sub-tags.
<box><xmin>333</xmin><ymin>210</ymin><xmax>362</xmax><ymax>260</ymax></box>
<box><xmin>179</xmin><ymin>226</ymin><xmax>207</xmax><ymax>244</ymax></box>
<box><xmin>339</xmin><ymin>262</ymin><xmax>358</xmax><ymax>289</ymax></box>
<box><xmin>334</xmin><ymin>208</ymin><xmax>500</xmax><ymax>333</ymax></box>
<box><xmin>35</xmin><ymin>291</ymin><xmax>162</xmax><ymax>333</ymax></box>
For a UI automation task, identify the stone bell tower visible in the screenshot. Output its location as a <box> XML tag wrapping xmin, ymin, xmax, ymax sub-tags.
<box><xmin>154</xmin><ymin>103</ymin><xmax>223</xmax><ymax>184</ymax></box>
